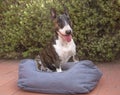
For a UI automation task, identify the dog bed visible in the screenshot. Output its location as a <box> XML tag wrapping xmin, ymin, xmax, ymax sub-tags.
<box><xmin>18</xmin><ymin>59</ymin><xmax>102</xmax><ymax>94</ymax></box>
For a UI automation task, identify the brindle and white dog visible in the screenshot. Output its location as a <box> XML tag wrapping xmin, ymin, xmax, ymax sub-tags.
<box><xmin>35</xmin><ymin>8</ymin><xmax>78</xmax><ymax>72</ymax></box>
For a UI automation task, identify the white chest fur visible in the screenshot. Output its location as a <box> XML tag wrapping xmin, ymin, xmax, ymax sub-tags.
<box><xmin>53</xmin><ymin>38</ymin><xmax>76</xmax><ymax>64</ymax></box>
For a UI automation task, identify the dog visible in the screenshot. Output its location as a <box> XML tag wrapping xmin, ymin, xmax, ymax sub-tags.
<box><xmin>35</xmin><ymin>7</ymin><xmax>78</xmax><ymax>72</ymax></box>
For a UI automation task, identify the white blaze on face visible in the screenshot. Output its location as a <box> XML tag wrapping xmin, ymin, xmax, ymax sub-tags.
<box><xmin>59</xmin><ymin>21</ymin><xmax>72</xmax><ymax>35</ymax></box>
<box><xmin>58</xmin><ymin>21</ymin><xmax>73</xmax><ymax>42</ymax></box>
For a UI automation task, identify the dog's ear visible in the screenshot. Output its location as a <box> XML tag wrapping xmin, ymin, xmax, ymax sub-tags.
<box><xmin>50</xmin><ymin>8</ymin><xmax>57</xmax><ymax>20</ymax></box>
<box><xmin>64</xmin><ymin>6</ymin><xmax>69</xmax><ymax>18</ymax></box>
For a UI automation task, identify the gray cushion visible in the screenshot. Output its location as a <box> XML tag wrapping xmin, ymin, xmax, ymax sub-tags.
<box><xmin>18</xmin><ymin>59</ymin><xmax>102</xmax><ymax>94</ymax></box>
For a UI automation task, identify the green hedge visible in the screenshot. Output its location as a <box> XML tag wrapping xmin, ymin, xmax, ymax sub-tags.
<box><xmin>0</xmin><ymin>0</ymin><xmax>120</xmax><ymax>61</ymax></box>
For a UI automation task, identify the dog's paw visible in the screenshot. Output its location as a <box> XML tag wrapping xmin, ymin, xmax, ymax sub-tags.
<box><xmin>56</xmin><ymin>68</ymin><xmax>62</xmax><ymax>72</ymax></box>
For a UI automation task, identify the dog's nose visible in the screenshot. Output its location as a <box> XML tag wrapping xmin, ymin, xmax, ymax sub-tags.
<box><xmin>66</xmin><ymin>30</ymin><xmax>72</xmax><ymax>35</ymax></box>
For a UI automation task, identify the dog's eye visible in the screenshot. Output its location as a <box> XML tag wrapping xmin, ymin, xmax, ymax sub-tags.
<box><xmin>57</xmin><ymin>18</ymin><xmax>64</xmax><ymax>28</ymax></box>
<box><xmin>66</xmin><ymin>17</ymin><xmax>70</xmax><ymax>21</ymax></box>
<box><xmin>66</xmin><ymin>17</ymin><xmax>72</xmax><ymax>26</ymax></box>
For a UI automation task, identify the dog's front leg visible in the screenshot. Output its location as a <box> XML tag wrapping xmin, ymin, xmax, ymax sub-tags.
<box><xmin>56</xmin><ymin>66</ymin><xmax>62</xmax><ymax>72</ymax></box>
<box><xmin>55</xmin><ymin>63</ymin><xmax>62</xmax><ymax>72</ymax></box>
<box><xmin>73</xmin><ymin>55</ymin><xmax>79</xmax><ymax>62</ymax></box>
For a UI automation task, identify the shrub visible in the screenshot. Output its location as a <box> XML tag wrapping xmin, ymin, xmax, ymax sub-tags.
<box><xmin>0</xmin><ymin>0</ymin><xmax>120</xmax><ymax>61</ymax></box>
<box><xmin>0</xmin><ymin>0</ymin><xmax>53</xmax><ymax>58</ymax></box>
<box><xmin>67</xmin><ymin>0</ymin><xmax>120</xmax><ymax>61</ymax></box>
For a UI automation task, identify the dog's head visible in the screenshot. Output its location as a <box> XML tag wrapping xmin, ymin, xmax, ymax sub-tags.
<box><xmin>50</xmin><ymin>8</ymin><xmax>73</xmax><ymax>42</ymax></box>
